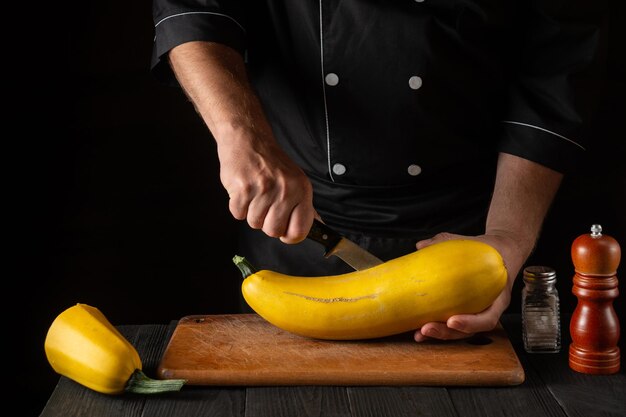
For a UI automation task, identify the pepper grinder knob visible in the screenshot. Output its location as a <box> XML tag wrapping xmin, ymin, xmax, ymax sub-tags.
<box><xmin>569</xmin><ymin>224</ymin><xmax>621</xmax><ymax>374</ymax></box>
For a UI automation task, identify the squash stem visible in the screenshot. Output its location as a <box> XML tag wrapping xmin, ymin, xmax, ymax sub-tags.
<box><xmin>125</xmin><ymin>369</ymin><xmax>186</xmax><ymax>394</ymax></box>
<box><xmin>232</xmin><ymin>255</ymin><xmax>257</xmax><ymax>278</ymax></box>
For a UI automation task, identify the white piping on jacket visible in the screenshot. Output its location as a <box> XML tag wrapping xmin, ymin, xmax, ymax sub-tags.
<box><xmin>319</xmin><ymin>0</ymin><xmax>334</xmax><ymax>182</ymax></box>
<box><xmin>154</xmin><ymin>11</ymin><xmax>246</xmax><ymax>33</ymax></box>
<box><xmin>501</xmin><ymin>120</ymin><xmax>585</xmax><ymax>150</ymax></box>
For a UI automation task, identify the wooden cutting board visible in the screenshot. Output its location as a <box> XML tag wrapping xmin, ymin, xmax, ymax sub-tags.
<box><xmin>157</xmin><ymin>314</ymin><xmax>525</xmax><ymax>386</ymax></box>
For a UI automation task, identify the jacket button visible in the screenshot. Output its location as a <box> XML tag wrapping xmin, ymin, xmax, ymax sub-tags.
<box><xmin>408</xmin><ymin>76</ymin><xmax>423</xmax><ymax>90</ymax></box>
<box><xmin>408</xmin><ymin>164</ymin><xmax>422</xmax><ymax>176</ymax></box>
<box><xmin>325</xmin><ymin>73</ymin><xmax>340</xmax><ymax>86</ymax></box>
<box><xmin>332</xmin><ymin>163</ymin><xmax>346</xmax><ymax>175</ymax></box>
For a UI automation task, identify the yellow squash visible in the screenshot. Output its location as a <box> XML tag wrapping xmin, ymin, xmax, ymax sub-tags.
<box><xmin>44</xmin><ymin>303</ymin><xmax>185</xmax><ymax>394</ymax></box>
<box><xmin>234</xmin><ymin>239</ymin><xmax>507</xmax><ymax>340</ymax></box>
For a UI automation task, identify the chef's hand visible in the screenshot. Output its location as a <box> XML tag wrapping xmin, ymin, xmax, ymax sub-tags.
<box><xmin>412</xmin><ymin>232</ymin><xmax>525</xmax><ymax>342</ymax></box>
<box><xmin>168</xmin><ymin>41</ymin><xmax>316</xmax><ymax>244</ymax></box>
<box><xmin>218</xmin><ymin>134</ymin><xmax>315</xmax><ymax>244</ymax></box>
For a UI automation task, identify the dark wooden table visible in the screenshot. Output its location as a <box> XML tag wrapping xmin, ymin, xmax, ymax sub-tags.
<box><xmin>39</xmin><ymin>315</ymin><xmax>625</xmax><ymax>417</ymax></box>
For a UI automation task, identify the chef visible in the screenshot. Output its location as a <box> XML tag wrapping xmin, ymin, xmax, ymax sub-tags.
<box><xmin>150</xmin><ymin>1</ymin><xmax>604</xmax><ymax>342</ymax></box>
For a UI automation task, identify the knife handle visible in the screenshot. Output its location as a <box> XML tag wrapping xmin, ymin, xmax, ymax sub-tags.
<box><xmin>307</xmin><ymin>219</ymin><xmax>342</xmax><ymax>255</ymax></box>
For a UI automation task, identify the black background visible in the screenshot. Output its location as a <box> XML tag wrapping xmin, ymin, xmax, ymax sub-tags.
<box><xmin>16</xmin><ymin>2</ymin><xmax>625</xmax><ymax>416</ymax></box>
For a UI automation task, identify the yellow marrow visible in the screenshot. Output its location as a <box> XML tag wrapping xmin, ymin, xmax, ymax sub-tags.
<box><xmin>234</xmin><ymin>239</ymin><xmax>507</xmax><ymax>340</ymax></box>
<box><xmin>44</xmin><ymin>303</ymin><xmax>185</xmax><ymax>394</ymax></box>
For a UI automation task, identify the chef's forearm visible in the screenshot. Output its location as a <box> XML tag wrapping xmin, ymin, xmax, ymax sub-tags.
<box><xmin>168</xmin><ymin>41</ymin><xmax>273</xmax><ymax>146</ymax></box>
<box><xmin>486</xmin><ymin>152</ymin><xmax>563</xmax><ymax>261</ymax></box>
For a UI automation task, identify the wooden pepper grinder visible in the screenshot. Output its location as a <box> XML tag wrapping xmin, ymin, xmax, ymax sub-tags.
<box><xmin>569</xmin><ymin>224</ymin><xmax>621</xmax><ymax>374</ymax></box>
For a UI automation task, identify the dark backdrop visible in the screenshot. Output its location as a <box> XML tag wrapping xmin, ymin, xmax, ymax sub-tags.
<box><xmin>17</xmin><ymin>2</ymin><xmax>625</xmax><ymax>416</ymax></box>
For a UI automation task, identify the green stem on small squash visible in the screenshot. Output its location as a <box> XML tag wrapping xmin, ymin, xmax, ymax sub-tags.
<box><xmin>125</xmin><ymin>369</ymin><xmax>186</xmax><ymax>394</ymax></box>
<box><xmin>232</xmin><ymin>255</ymin><xmax>257</xmax><ymax>278</ymax></box>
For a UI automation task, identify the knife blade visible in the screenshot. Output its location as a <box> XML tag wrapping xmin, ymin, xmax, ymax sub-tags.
<box><xmin>306</xmin><ymin>219</ymin><xmax>384</xmax><ymax>270</ymax></box>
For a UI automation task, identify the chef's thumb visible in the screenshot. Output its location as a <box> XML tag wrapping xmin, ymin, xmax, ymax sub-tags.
<box><xmin>415</xmin><ymin>232</ymin><xmax>465</xmax><ymax>250</ymax></box>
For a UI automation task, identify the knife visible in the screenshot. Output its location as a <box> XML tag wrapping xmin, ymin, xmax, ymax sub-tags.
<box><xmin>307</xmin><ymin>219</ymin><xmax>384</xmax><ymax>270</ymax></box>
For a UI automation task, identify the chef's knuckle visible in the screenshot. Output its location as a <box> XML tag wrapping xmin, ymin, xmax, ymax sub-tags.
<box><xmin>263</xmin><ymin>224</ymin><xmax>283</xmax><ymax>238</ymax></box>
<box><xmin>288</xmin><ymin>224</ymin><xmax>309</xmax><ymax>242</ymax></box>
<box><xmin>228</xmin><ymin>202</ymin><xmax>246</xmax><ymax>219</ymax></box>
<box><xmin>256</xmin><ymin>177</ymin><xmax>275</xmax><ymax>194</ymax></box>
<box><xmin>247</xmin><ymin>215</ymin><xmax>264</xmax><ymax>229</ymax></box>
<box><xmin>436</xmin><ymin>232</ymin><xmax>454</xmax><ymax>241</ymax></box>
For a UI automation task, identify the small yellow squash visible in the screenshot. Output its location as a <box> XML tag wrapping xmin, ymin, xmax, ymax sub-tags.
<box><xmin>44</xmin><ymin>303</ymin><xmax>185</xmax><ymax>394</ymax></box>
<box><xmin>234</xmin><ymin>239</ymin><xmax>507</xmax><ymax>340</ymax></box>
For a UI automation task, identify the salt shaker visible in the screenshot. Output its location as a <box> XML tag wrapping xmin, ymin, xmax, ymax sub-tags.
<box><xmin>522</xmin><ymin>265</ymin><xmax>561</xmax><ymax>353</ymax></box>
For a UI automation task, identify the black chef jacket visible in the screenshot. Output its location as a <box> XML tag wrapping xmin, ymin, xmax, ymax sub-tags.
<box><xmin>150</xmin><ymin>0</ymin><xmax>604</xmax><ymax>239</ymax></box>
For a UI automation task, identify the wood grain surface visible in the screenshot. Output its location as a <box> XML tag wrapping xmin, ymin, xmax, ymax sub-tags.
<box><xmin>157</xmin><ymin>314</ymin><xmax>525</xmax><ymax>386</ymax></box>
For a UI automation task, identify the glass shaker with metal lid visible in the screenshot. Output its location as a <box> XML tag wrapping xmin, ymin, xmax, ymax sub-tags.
<box><xmin>521</xmin><ymin>265</ymin><xmax>561</xmax><ymax>353</ymax></box>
